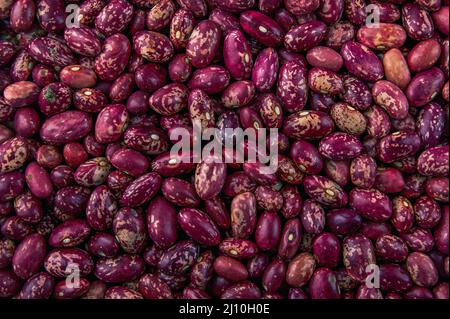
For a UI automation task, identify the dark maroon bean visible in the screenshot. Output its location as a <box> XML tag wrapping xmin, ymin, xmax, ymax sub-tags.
<box><xmin>414</xmin><ymin>196</ymin><xmax>441</xmax><ymax>229</ymax></box>
<box><xmin>303</xmin><ymin>175</ymin><xmax>348</xmax><ymax>208</ymax></box>
<box><xmin>374</xmin><ymin>167</ymin><xmax>405</xmax><ymax>194</ymax></box>
<box><xmin>416</xmin><ymin>103</ymin><xmax>445</xmax><ymax>149</ymax></box>
<box><xmin>48</xmin><ymin>219</ymin><xmax>89</xmax><ymax>248</ymax></box>
<box><xmin>341</xmin><ymin>42</ymin><xmax>384</xmax><ymax>82</ymax></box>
<box><xmin>402</xmin><ymin>3</ymin><xmax>434</xmax><ymax>41</ymax></box>
<box><xmin>276</xmin><ymin>61</ymin><xmax>308</xmax><ymax>113</ymax></box>
<box><xmin>86</xmin><ymin>185</ymin><xmax>117</xmax><ymax>230</ymax></box>
<box><xmin>138</xmin><ymin>273</ymin><xmax>173</xmax><ymax>299</ymax></box>
<box><xmin>343</xmin><ymin>234</ymin><xmax>376</xmax><ymax>281</ymax></box>
<box><xmin>312</xmin><ymin>232</ymin><xmax>341</xmax><ymax>268</ymax></box>
<box><xmin>38</xmin><ymin>83</ymin><xmax>72</xmax><ymax>117</ymax></box>
<box><xmin>340</xmin><ymin>75</ymin><xmax>372</xmax><ymax>111</ymax></box>
<box><xmin>400</xmin><ymin>227</ymin><xmax>435</xmax><ymax>253</ymax></box>
<box><xmin>378</xmin><ymin>131</ymin><xmax>421</xmax><ymax>164</ymax></box>
<box><xmin>19</xmin><ymin>272</ymin><xmax>54</xmax><ymax>299</ymax></box>
<box><xmin>87</xmin><ymin>233</ymin><xmax>120</xmax><ymax>258</ymax></box>
<box><xmin>434</xmin><ymin>205</ymin><xmax>449</xmax><ymax>255</ymax></box>
<box><xmin>12</xmin><ymin>233</ymin><xmax>46</xmax><ymax>279</ymax></box>
<box><xmin>190</xmin><ymin>250</ymin><xmax>214</xmax><ymax>289</ymax></box>
<box><xmin>95</xmin><ymin>254</ymin><xmax>145</xmax><ymax>283</ymax></box>
<box><xmin>0</xmin><ymin>269</ymin><xmax>21</xmax><ymax>298</ymax></box>
<box><xmin>158</xmin><ymin>240</ymin><xmax>199</xmax><ymax>274</ymax></box>
<box><xmin>255</xmin><ymin>211</ymin><xmax>281</xmax><ymax>251</ymax></box>
<box><xmin>95</xmin><ymin>34</ymin><xmax>131</xmax><ymax>82</ymax></box>
<box><xmin>178</xmin><ymin>208</ymin><xmax>221</xmax><ymax>246</ymax></box>
<box><xmin>10</xmin><ymin>0</ymin><xmax>36</xmax><ymax>32</ymax></box>
<box><xmin>262</xmin><ymin>258</ymin><xmax>286</xmax><ymax>293</ymax></box>
<box><xmin>284</xmin><ymin>20</ymin><xmax>327</xmax><ymax>52</ymax></box>
<box><xmin>407</xmin><ymin>252</ymin><xmax>439</xmax><ymax>287</ymax></box>
<box><xmin>240</xmin><ymin>10</ymin><xmax>284</xmax><ymax>47</ymax></box>
<box><xmin>301</xmin><ymin>200</ymin><xmax>325</xmax><ymax>234</ymax></box>
<box><xmin>406</xmin><ymin>67</ymin><xmax>445</xmax><ymax>107</ymax></box>
<box><xmin>214</xmin><ymin>256</ymin><xmax>248</xmax><ymax>282</ymax></box>
<box><xmin>309</xmin><ymin>268</ymin><xmax>340</xmax><ymax>299</ymax></box>
<box><xmin>327</xmin><ymin>208</ymin><xmax>362</xmax><ymax>235</ymax></box>
<box><xmin>95</xmin><ymin>104</ymin><xmax>129</xmax><ymax>143</ymax></box>
<box><xmin>0</xmin><ymin>171</ymin><xmax>26</xmax><ymax>202</ymax></box>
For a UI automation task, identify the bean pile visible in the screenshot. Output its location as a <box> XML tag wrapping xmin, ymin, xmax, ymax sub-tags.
<box><xmin>0</xmin><ymin>0</ymin><xmax>449</xmax><ymax>299</ymax></box>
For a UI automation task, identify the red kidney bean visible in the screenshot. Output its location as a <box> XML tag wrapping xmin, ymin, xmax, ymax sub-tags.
<box><xmin>340</xmin><ymin>74</ymin><xmax>372</xmax><ymax>111</ymax></box>
<box><xmin>4</xmin><ymin>81</ymin><xmax>40</xmax><ymax>108</ymax></box>
<box><xmin>276</xmin><ymin>61</ymin><xmax>308</xmax><ymax>112</ymax></box>
<box><xmin>24</xmin><ymin>161</ymin><xmax>53</xmax><ymax>199</ymax></box>
<box><xmin>74</xmin><ymin>157</ymin><xmax>111</xmax><ymax>187</ymax></box>
<box><xmin>372</xmin><ymin>80</ymin><xmax>409</xmax><ymax>120</ymax></box>
<box><xmin>408</xmin><ymin>39</ymin><xmax>442</xmax><ymax>73</ymax></box>
<box><xmin>54</xmin><ymin>278</ymin><xmax>91</xmax><ymax>300</ymax></box>
<box><xmin>0</xmin><ymin>269</ymin><xmax>21</xmax><ymax>298</ymax></box>
<box><xmin>230</xmin><ymin>192</ymin><xmax>257</xmax><ymax>239</ymax></box>
<box><xmin>0</xmin><ymin>173</ymin><xmax>25</xmax><ymax>205</ymax></box>
<box><xmin>308</xmin><ymin>67</ymin><xmax>343</xmax><ymax>95</ymax></box>
<box><xmin>283</xmin><ymin>110</ymin><xmax>334</xmax><ymax>139</ymax></box>
<box><xmin>95</xmin><ymin>34</ymin><xmax>131</xmax><ymax>82</ymax></box>
<box><xmin>357</xmin><ymin>23</ymin><xmax>406</xmax><ymax>51</ymax></box>
<box><xmin>0</xmin><ymin>137</ymin><xmax>29</xmax><ymax>173</ymax></box>
<box><xmin>378</xmin><ymin>131</ymin><xmax>422</xmax><ymax>163</ymax></box>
